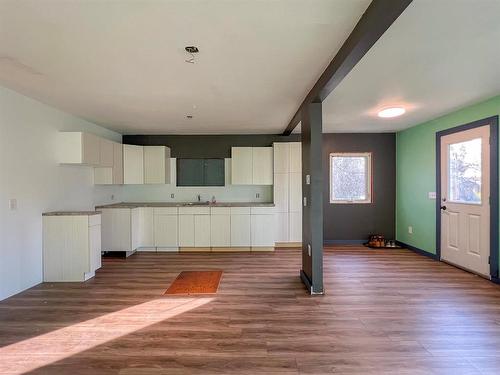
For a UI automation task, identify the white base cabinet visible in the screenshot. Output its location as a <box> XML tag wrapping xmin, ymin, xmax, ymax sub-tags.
<box><xmin>154</xmin><ymin>208</ymin><xmax>178</xmax><ymax>251</ymax></box>
<box><xmin>43</xmin><ymin>213</ymin><xmax>101</xmax><ymax>282</ymax></box>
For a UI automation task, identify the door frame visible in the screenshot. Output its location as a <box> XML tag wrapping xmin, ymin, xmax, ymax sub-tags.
<box><xmin>435</xmin><ymin>115</ymin><xmax>499</xmax><ymax>279</ymax></box>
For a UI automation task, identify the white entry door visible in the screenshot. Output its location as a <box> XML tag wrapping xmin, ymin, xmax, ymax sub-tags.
<box><xmin>440</xmin><ymin>125</ymin><xmax>490</xmax><ymax>277</ymax></box>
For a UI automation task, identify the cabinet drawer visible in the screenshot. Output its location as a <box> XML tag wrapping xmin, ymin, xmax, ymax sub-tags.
<box><xmin>211</xmin><ymin>207</ymin><xmax>230</xmax><ymax>215</ymax></box>
<box><xmin>88</xmin><ymin>214</ymin><xmax>101</xmax><ymax>227</ymax></box>
<box><xmin>153</xmin><ymin>207</ymin><xmax>178</xmax><ymax>215</ymax></box>
<box><xmin>179</xmin><ymin>206</ymin><xmax>210</xmax><ymax>215</ymax></box>
<box><xmin>230</xmin><ymin>207</ymin><xmax>251</xmax><ymax>215</ymax></box>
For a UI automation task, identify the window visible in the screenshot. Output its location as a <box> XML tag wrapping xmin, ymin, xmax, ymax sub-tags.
<box><xmin>448</xmin><ymin>138</ymin><xmax>482</xmax><ymax>204</ymax></box>
<box><xmin>330</xmin><ymin>152</ymin><xmax>372</xmax><ymax>204</ymax></box>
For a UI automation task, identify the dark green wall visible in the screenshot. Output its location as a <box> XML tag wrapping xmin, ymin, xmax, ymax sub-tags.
<box><xmin>123</xmin><ymin>134</ymin><xmax>300</xmax><ymax>158</ymax></box>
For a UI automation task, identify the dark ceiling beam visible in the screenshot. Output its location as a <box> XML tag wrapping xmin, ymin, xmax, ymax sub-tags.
<box><xmin>282</xmin><ymin>0</ymin><xmax>413</xmax><ymax>135</ymax></box>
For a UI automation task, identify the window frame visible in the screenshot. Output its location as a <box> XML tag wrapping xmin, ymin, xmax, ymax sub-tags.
<box><xmin>329</xmin><ymin>152</ymin><xmax>373</xmax><ymax>204</ymax></box>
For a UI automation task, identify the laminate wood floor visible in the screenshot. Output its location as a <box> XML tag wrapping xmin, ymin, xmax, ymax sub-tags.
<box><xmin>2</xmin><ymin>247</ymin><xmax>500</xmax><ymax>374</ymax></box>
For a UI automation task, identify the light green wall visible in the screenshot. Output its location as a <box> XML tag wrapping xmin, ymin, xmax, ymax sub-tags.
<box><xmin>396</xmin><ymin>95</ymin><xmax>500</xmax><ymax>257</ymax></box>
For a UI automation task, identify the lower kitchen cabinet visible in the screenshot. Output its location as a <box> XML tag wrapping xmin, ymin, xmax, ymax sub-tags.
<box><xmin>230</xmin><ymin>209</ymin><xmax>251</xmax><ymax>247</ymax></box>
<box><xmin>194</xmin><ymin>215</ymin><xmax>211</xmax><ymax>247</ymax></box>
<box><xmin>251</xmin><ymin>214</ymin><xmax>276</xmax><ymax>247</ymax></box>
<box><xmin>136</xmin><ymin>207</ymin><xmax>154</xmax><ymax>251</ymax></box>
<box><xmin>289</xmin><ymin>212</ymin><xmax>302</xmax><ymax>242</ymax></box>
<box><xmin>42</xmin><ymin>212</ymin><xmax>101</xmax><ymax>282</ymax></box>
<box><xmin>178</xmin><ymin>214</ymin><xmax>195</xmax><ymax>247</ymax></box>
<box><xmin>101</xmin><ymin>208</ymin><xmax>136</xmax><ymax>254</ymax></box>
<box><xmin>210</xmin><ymin>213</ymin><xmax>231</xmax><ymax>247</ymax></box>
<box><xmin>154</xmin><ymin>212</ymin><xmax>178</xmax><ymax>250</ymax></box>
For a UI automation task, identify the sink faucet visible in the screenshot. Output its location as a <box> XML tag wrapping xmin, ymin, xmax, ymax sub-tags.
<box><xmin>197</xmin><ymin>194</ymin><xmax>201</xmax><ymax>202</ymax></box>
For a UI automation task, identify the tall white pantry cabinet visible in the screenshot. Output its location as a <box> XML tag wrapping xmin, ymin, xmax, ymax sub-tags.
<box><xmin>273</xmin><ymin>142</ymin><xmax>302</xmax><ymax>244</ymax></box>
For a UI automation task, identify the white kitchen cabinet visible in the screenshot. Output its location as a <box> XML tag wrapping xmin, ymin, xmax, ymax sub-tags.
<box><xmin>273</xmin><ymin>142</ymin><xmax>290</xmax><ymax>174</ymax></box>
<box><xmin>113</xmin><ymin>142</ymin><xmax>124</xmax><ymax>184</ymax></box>
<box><xmin>99</xmin><ymin>138</ymin><xmax>114</xmax><ymax>167</ymax></box>
<box><xmin>231</xmin><ymin>147</ymin><xmax>253</xmax><ymax>185</ymax></box>
<box><xmin>251</xmin><ymin>214</ymin><xmax>276</xmax><ymax>247</ymax></box>
<box><xmin>57</xmin><ymin>132</ymin><xmax>100</xmax><ymax>166</ymax></box>
<box><xmin>101</xmin><ymin>208</ymin><xmax>135</xmax><ymax>254</ymax></box>
<box><xmin>289</xmin><ymin>172</ymin><xmax>302</xmax><ymax>213</ymax></box>
<box><xmin>178</xmin><ymin>214</ymin><xmax>195</xmax><ymax>247</ymax></box>
<box><xmin>289</xmin><ymin>212</ymin><xmax>302</xmax><ymax>242</ymax></box>
<box><xmin>43</xmin><ymin>212</ymin><xmax>101</xmax><ymax>282</ymax></box>
<box><xmin>273</xmin><ymin>173</ymin><xmax>289</xmax><ymax>213</ymax></box>
<box><xmin>136</xmin><ymin>207</ymin><xmax>154</xmax><ymax>251</ymax></box>
<box><xmin>211</xmin><ymin>208</ymin><xmax>230</xmax><ymax>247</ymax></box>
<box><xmin>123</xmin><ymin>144</ymin><xmax>144</xmax><ymax>184</ymax></box>
<box><xmin>194</xmin><ymin>215</ymin><xmax>211</xmax><ymax>247</ymax></box>
<box><xmin>94</xmin><ymin>141</ymin><xmax>124</xmax><ymax>185</ymax></box>
<box><xmin>144</xmin><ymin>146</ymin><xmax>171</xmax><ymax>184</ymax></box>
<box><xmin>252</xmin><ymin>147</ymin><xmax>273</xmax><ymax>185</ymax></box>
<box><xmin>289</xmin><ymin>142</ymin><xmax>302</xmax><ymax>173</ymax></box>
<box><xmin>275</xmin><ymin>212</ymin><xmax>289</xmax><ymax>243</ymax></box>
<box><xmin>154</xmin><ymin>210</ymin><xmax>178</xmax><ymax>250</ymax></box>
<box><xmin>230</xmin><ymin>207</ymin><xmax>251</xmax><ymax>247</ymax></box>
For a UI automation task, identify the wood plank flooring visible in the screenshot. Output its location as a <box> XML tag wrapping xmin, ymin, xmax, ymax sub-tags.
<box><xmin>2</xmin><ymin>247</ymin><xmax>500</xmax><ymax>374</ymax></box>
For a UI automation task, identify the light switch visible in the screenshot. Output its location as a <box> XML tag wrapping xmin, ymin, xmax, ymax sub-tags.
<box><xmin>303</xmin><ymin>197</ymin><xmax>307</xmax><ymax>207</ymax></box>
<box><xmin>306</xmin><ymin>175</ymin><xmax>310</xmax><ymax>185</ymax></box>
<box><xmin>9</xmin><ymin>199</ymin><xmax>17</xmax><ymax>211</ymax></box>
<box><xmin>307</xmin><ymin>244</ymin><xmax>311</xmax><ymax>257</ymax></box>
<box><xmin>428</xmin><ymin>192</ymin><xmax>436</xmax><ymax>199</ymax></box>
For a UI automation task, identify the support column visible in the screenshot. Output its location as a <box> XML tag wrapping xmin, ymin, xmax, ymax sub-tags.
<box><xmin>300</xmin><ymin>102</ymin><xmax>324</xmax><ymax>294</ymax></box>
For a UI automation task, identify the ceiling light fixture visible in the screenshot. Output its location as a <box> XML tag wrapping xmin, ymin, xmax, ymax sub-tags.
<box><xmin>377</xmin><ymin>107</ymin><xmax>406</xmax><ymax>118</ymax></box>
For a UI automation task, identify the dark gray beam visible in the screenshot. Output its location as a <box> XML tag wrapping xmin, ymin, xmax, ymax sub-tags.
<box><xmin>283</xmin><ymin>0</ymin><xmax>413</xmax><ymax>135</ymax></box>
<box><xmin>300</xmin><ymin>102</ymin><xmax>324</xmax><ymax>294</ymax></box>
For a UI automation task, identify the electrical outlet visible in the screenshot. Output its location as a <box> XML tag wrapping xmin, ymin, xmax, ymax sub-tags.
<box><xmin>408</xmin><ymin>226</ymin><xmax>413</xmax><ymax>234</ymax></box>
<box><xmin>303</xmin><ymin>197</ymin><xmax>307</xmax><ymax>207</ymax></box>
<box><xmin>111</xmin><ymin>194</ymin><xmax>115</xmax><ymax>200</ymax></box>
<box><xmin>171</xmin><ymin>193</ymin><xmax>175</xmax><ymax>199</ymax></box>
<box><xmin>256</xmin><ymin>193</ymin><xmax>260</xmax><ymax>198</ymax></box>
<box><xmin>306</xmin><ymin>175</ymin><xmax>310</xmax><ymax>185</ymax></box>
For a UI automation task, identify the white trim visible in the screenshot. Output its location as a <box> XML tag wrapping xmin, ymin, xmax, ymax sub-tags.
<box><xmin>329</xmin><ymin>152</ymin><xmax>372</xmax><ymax>204</ymax></box>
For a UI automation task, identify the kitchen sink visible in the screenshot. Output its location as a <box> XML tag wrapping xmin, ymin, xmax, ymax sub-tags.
<box><xmin>182</xmin><ymin>202</ymin><xmax>210</xmax><ymax>206</ymax></box>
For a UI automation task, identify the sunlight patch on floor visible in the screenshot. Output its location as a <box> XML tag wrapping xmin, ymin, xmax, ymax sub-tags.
<box><xmin>0</xmin><ymin>297</ymin><xmax>213</xmax><ymax>374</ymax></box>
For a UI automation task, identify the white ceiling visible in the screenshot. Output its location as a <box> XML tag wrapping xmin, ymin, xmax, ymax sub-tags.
<box><xmin>0</xmin><ymin>0</ymin><xmax>370</xmax><ymax>134</ymax></box>
<box><xmin>323</xmin><ymin>0</ymin><xmax>500</xmax><ymax>133</ymax></box>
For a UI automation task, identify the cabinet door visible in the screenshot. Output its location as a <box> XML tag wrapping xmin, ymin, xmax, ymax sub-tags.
<box><xmin>273</xmin><ymin>142</ymin><xmax>290</xmax><ymax>174</ymax></box>
<box><xmin>289</xmin><ymin>172</ymin><xmax>302</xmax><ymax>213</ymax></box>
<box><xmin>273</xmin><ymin>173</ymin><xmax>289</xmax><ymax>213</ymax></box>
<box><xmin>210</xmin><ymin>215</ymin><xmax>230</xmax><ymax>247</ymax></box>
<box><xmin>99</xmin><ymin>138</ymin><xmax>114</xmax><ymax>167</ymax></box>
<box><xmin>230</xmin><ymin>214</ymin><xmax>251</xmax><ymax>247</ymax></box>
<box><xmin>94</xmin><ymin>167</ymin><xmax>113</xmax><ymax>185</ymax></box>
<box><xmin>194</xmin><ymin>215</ymin><xmax>211</xmax><ymax>247</ymax></box>
<box><xmin>275</xmin><ymin>212</ymin><xmax>289</xmax><ymax>243</ymax></box>
<box><xmin>89</xmin><ymin>223</ymin><xmax>101</xmax><ymax>272</ymax></box>
<box><xmin>289</xmin><ymin>212</ymin><xmax>302</xmax><ymax>242</ymax></box>
<box><xmin>138</xmin><ymin>207</ymin><xmax>154</xmax><ymax>249</ymax></box>
<box><xmin>231</xmin><ymin>147</ymin><xmax>253</xmax><ymax>185</ymax></box>
<box><xmin>251</xmin><ymin>214</ymin><xmax>276</xmax><ymax>247</ymax></box>
<box><xmin>123</xmin><ymin>144</ymin><xmax>144</xmax><ymax>184</ymax></box>
<box><xmin>101</xmin><ymin>208</ymin><xmax>132</xmax><ymax>251</ymax></box>
<box><xmin>113</xmin><ymin>142</ymin><xmax>124</xmax><ymax>184</ymax></box>
<box><xmin>154</xmin><ymin>215</ymin><xmax>178</xmax><ymax>247</ymax></box>
<box><xmin>252</xmin><ymin>147</ymin><xmax>273</xmax><ymax>185</ymax></box>
<box><xmin>289</xmin><ymin>142</ymin><xmax>302</xmax><ymax>173</ymax></box>
<box><xmin>178</xmin><ymin>214</ymin><xmax>195</xmax><ymax>247</ymax></box>
<box><xmin>144</xmin><ymin>146</ymin><xmax>166</xmax><ymax>184</ymax></box>
<box><xmin>82</xmin><ymin>133</ymin><xmax>100</xmax><ymax>166</ymax></box>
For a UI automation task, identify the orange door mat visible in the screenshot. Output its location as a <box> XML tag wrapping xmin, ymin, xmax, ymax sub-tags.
<box><xmin>165</xmin><ymin>271</ymin><xmax>223</xmax><ymax>295</ymax></box>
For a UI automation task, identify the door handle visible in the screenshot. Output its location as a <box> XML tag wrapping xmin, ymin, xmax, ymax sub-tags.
<box><xmin>440</xmin><ymin>205</ymin><xmax>447</xmax><ymax>211</ymax></box>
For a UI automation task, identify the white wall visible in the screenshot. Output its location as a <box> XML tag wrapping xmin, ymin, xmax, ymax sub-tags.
<box><xmin>0</xmin><ymin>86</ymin><xmax>122</xmax><ymax>300</ymax></box>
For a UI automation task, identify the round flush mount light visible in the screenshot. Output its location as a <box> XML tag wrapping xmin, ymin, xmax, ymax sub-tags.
<box><xmin>378</xmin><ymin>107</ymin><xmax>406</xmax><ymax>118</ymax></box>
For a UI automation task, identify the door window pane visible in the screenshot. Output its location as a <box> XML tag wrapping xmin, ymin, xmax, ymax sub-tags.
<box><xmin>448</xmin><ymin>138</ymin><xmax>481</xmax><ymax>204</ymax></box>
<box><xmin>330</xmin><ymin>153</ymin><xmax>371</xmax><ymax>203</ymax></box>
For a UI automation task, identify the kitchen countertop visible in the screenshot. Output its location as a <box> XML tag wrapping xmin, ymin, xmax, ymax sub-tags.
<box><xmin>95</xmin><ymin>202</ymin><xmax>275</xmax><ymax>209</ymax></box>
<box><xmin>43</xmin><ymin>211</ymin><xmax>102</xmax><ymax>216</ymax></box>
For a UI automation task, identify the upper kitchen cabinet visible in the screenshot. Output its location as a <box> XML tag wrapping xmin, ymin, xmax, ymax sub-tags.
<box><xmin>123</xmin><ymin>144</ymin><xmax>144</xmax><ymax>184</ymax></box>
<box><xmin>289</xmin><ymin>142</ymin><xmax>302</xmax><ymax>173</ymax></box>
<box><xmin>231</xmin><ymin>146</ymin><xmax>273</xmax><ymax>185</ymax></box>
<box><xmin>144</xmin><ymin>146</ymin><xmax>171</xmax><ymax>184</ymax></box>
<box><xmin>273</xmin><ymin>142</ymin><xmax>290</xmax><ymax>174</ymax></box>
<box><xmin>231</xmin><ymin>147</ymin><xmax>253</xmax><ymax>184</ymax></box>
<box><xmin>57</xmin><ymin>131</ymin><xmax>100</xmax><ymax>166</ymax></box>
<box><xmin>94</xmin><ymin>141</ymin><xmax>124</xmax><ymax>185</ymax></box>
<box><xmin>99</xmin><ymin>138</ymin><xmax>114</xmax><ymax>167</ymax></box>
